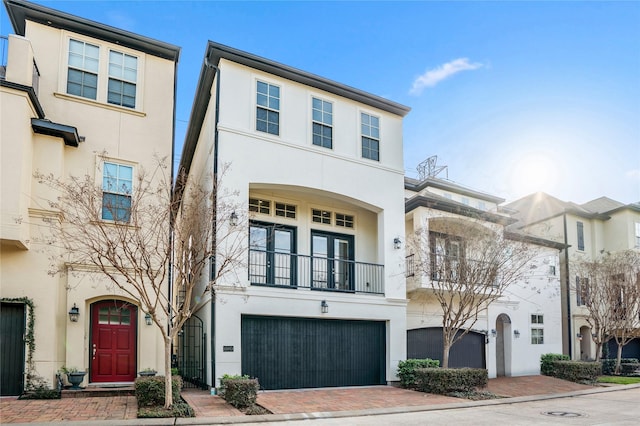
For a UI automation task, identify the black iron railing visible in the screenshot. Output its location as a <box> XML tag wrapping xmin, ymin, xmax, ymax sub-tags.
<box><xmin>249</xmin><ymin>249</ymin><xmax>384</xmax><ymax>295</ymax></box>
<box><xmin>1</xmin><ymin>36</ymin><xmax>8</xmax><ymax>79</ymax></box>
<box><xmin>405</xmin><ymin>253</ymin><xmax>498</xmax><ymax>286</ymax></box>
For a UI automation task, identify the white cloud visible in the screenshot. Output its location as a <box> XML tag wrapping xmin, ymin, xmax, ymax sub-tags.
<box><xmin>410</xmin><ymin>58</ymin><xmax>484</xmax><ymax>95</ymax></box>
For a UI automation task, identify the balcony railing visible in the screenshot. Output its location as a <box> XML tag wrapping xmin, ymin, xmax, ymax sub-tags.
<box><xmin>249</xmin><ymin>249</ymin><xmax>384</xmax><ymax>295</ymax></box>
<box><xmin>1</xmin><ymin>35</ymin><xmax>8</xmax><ymax>79</ymax></box>
<box><xmin>405</xmin><ymin>253</ymin><xmax>499</xmax><ymax>287</ymax></box>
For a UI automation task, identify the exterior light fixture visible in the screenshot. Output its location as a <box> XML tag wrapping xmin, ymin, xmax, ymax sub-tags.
<box><xmin>513</xmin><ymin>329</ymin><xmax>520</xmax><ymax>338</ymax></box>
<box><xmin>230</xmin><ymin>211</ymin><xmax>238</xmax><ymax>226</ymax></box>
<box><xmin>592</xmin><ymin>332</ymin><xmax>597</xmax><ymax>339</ymax></box>
<box><xmin>490</xmin><ymin>329</ymin><xmax>497</xmax><ymax>338</ymax></box>
<box><xmin>68</xmin><ymin>303</ymin><xmax>80</xmax><ymax>322</ymax></box>
<box><xmin>393</xmin><ymin>237</ymin><xmax>402</xmax><ymax>250</ymax></box>
<box><xmin>576</xmin><ymin>333</ymin><xmax>583</xmax><ymax>340</ymax></box>
<box><xmin>321</xmin><ymin>300</ymin><xmax>329</xmax><ymax>314</ymax></box>
<box><xmin>145</xmin><ymin>313</ymin><xmax>152</xmax><ymax>326</ymax></box>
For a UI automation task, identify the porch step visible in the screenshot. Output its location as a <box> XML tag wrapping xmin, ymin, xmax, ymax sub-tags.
<box><xmin>61</xmin><ymin>383</ymin><xmax>135</xmax><ymax>398</ymax></box>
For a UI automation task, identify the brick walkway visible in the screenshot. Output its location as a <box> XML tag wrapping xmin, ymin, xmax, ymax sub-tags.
<box><xmin>486</xmin><ymin>375</ymin><xmax>593</xmax><ymax>397</ymax></box>
<box><xmin>181</xmin><ymin>389</ymin><xmax>243</xmax><ymax>417</ymax></box>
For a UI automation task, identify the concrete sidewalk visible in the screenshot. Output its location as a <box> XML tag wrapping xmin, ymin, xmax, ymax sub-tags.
<box><xmin>0</xmin><ymin>376</ymin><xmax>633</xmax><ymax>425</ymax></box>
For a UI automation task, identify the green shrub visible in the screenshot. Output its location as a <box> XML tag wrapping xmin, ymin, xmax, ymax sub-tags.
<box><xmin>540</xmin><ymin>353</ymin><xmax>570</xmax><ymax>376</ymax></box>
<box><xmin>135</xmin><ymin>376</ymin><xmax>182</xmax><ymax>408</ymax></box>
<box><xmin>553</xmin><ymin>361</ymin><xmax>601</xmax><ymax>384</ymax></box>
<box><xmin>220</xmin><ymin>377</ymin><xmax>260</xmax><ymax>409</ymax></box>
<box><xmin>397</xmin><ymin>359</ymin><xmax>440</xmax><ymax>388</ymax></box>
<box><xmin>620</xmin><ymin>362</ymin><xmax>640</xmax><ymax>376</ymax></box>
<box><xmin>601</xmin><ymin>358</ymin><xmax>639</xmax><ymax>375</ymax></box>
<box><xmin>414</xmin><ymin>368</ymin><xmax>488</xmax><ymax>394</ymax></box>
<box><xmin>137</xmin><ymin>401</ymin><xmax>194</xmax><ymax>418</ymax></box>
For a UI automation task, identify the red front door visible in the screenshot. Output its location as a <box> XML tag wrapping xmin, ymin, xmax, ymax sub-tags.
<box><xmin>90</xmin><ymin>300</ymin><xmax>137</xmax><ymax>383</ymax></box>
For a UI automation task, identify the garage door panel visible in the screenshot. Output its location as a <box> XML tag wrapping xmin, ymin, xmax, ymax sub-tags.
<box><xmin>407</xmin><ymin>327</ymin><xmax>485</xmax><ymax>368</ymax></box>
<box><xmin>242</xmin><ymin>316</ymin><xmax>385</xmax><ymax>390</ymax></box>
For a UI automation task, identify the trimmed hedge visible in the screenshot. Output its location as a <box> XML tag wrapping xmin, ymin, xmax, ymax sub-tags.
<box><xmin>601</xmin><ymin>358</ymin><xmax>639</xmax><ymax>375</ymax></box>
<box><xmin>414</xmin><ymin>368</ymin><xmax>488</xmax><ymax>394</ymax></box>
<box><xmin>553</xmin><ymin>361</ymin><xmax>601</xmax><ymax>384</ymax></box>
<box><xmin>397</xmin><ymin>358</ymin><xmax>440</xmax><ymax>388</ymax></box>
<box><xmin>540</xmin><ymin>353</ymin><xmax>570</xmax><ymax>376</ymax></box>
<box><xmin>220</xmin><ymin>377</ymin><xmax>260</xmax><ymax>409</ymax></box>
<box><xmin>621</xmin><ymin>362</ymin><xmax>640</xmax><ymax>376</ymax></box>
<box><xmin>135</xmin><ymin>376</ymin><xmax>182</xmax><ymax>407</ymax></box>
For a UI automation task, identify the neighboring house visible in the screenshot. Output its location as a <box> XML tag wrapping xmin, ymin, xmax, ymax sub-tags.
<box><xmin>177</xmin><ymin>41</ymin><xmax>410</xmax><ymax>390</ymax></box>
<box><xmin>505</xmin><ymin>192</ymin><xmax>640</xmax><ymax>360</ymax></box>
<box><xmin>404</xmin><ymin>168</ymin><xmax>564</xmax><ymax>378</ymax></box>
<box><xmin>0</xmin><ymin>0</ymin><xmax>179</xmax><ymax>395</ymax></box>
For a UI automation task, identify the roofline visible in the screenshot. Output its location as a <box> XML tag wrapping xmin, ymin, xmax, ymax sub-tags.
<box><xmin>601</xmin><ymin>203</ymin><xmax>640</xmax><ymax>215</ymax></box>
<box><xmin>405</xmin><ymin>176</ymin><xmax>505</xmax><ymax>204</ymax></box>
<box><xmin>504</xmin><ymin>231</ymin><xmax>567</xmax><ymax>250</ymax></box>
<box><xmin>31</xmin><ymin>118</ymin><xmax>81</xmax><ymax>146</ymax></box>
<box><xmin>0</xmin><ymin>79</ymin><xmax>44</xmax><ymax>118</ymax></box>
<box><xmin>513</xmin><ymin>208</ymin><xmax>612</xmax><ymax>229</ymax></box>
<box><xmin>405</xmin><ymin>195</ymin><xmax>517</xmax><ymax>226</ymax></box>
<box><xmin>4</xmin><ymin>0</ymin><xmax>180</xmax><ymax>61</ymax></box>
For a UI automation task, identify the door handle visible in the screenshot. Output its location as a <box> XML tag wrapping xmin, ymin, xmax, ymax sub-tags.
<box><xmin>92</xmin><ymin>344</ymin><xmax>97</xmax><ymax>359</ymax></box>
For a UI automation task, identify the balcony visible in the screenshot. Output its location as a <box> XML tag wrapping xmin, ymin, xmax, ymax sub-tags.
<box><xmin>249</xmin><ymin>249</ymin><xmax>384</xmax><ymax>295</ymax></box>
<box><xmin>1</xmin><ymin>35</ymin><xmax>7</xmax><ymax>79</ymax></box>
<box><xmin>406</xmin><ymin>253</ymin><xmax>498</xmax><ymax>293</ymax></box>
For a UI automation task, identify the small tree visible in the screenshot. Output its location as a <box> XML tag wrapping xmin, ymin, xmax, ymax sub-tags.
<box><xmin>36</xmin><ymin>154</ymin><xmax>244</xmax><ymax>407</ymax></box>
<box><xmin>409</xmin><ymin>221</ymin><xmax>542</xmax><ymax>368</ymax></box>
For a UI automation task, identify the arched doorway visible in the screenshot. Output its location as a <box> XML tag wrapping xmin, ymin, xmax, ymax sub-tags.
<box><xmin>580</xmin><ymin>325</ymin><xmax>592</xmax><ymax>361</ymax></box>
<box><xmin>496</xmin><ymin>314</ymin><xmax>512</xmax><ymax>377</ymax></box>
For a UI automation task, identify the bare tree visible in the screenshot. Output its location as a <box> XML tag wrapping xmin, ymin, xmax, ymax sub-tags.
<box><xmin>409</xmin><ymin>222</ymin><xmax>543</xmax><ymax>368</ymax></box>
<box><xmin>575</xmin><ymin>250</ymin><xmax>640</xmax><ymax>372</ymax></box>
<box><xmin>36</xmin><ymin>154</ymin><xmax>244</xmax><ymax>407</ymax></box>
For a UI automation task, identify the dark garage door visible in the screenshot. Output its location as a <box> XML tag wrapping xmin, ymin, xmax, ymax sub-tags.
<box><xmin>242</xmin><ymin>315</ymin><xmax>386</xmax><ymax>390</ymax></box>
<box><xmin>407</xmin><ymin>327</ymin><xmax>486</xmax><ymax>368</ymax></box>
<box><xmin>1</xmin><ymin>302</ymin><xmax>26</xmax><ymax>396</ymax></box>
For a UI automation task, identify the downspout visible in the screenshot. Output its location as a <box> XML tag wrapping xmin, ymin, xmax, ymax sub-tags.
<box><xmin>563</xmin><ymin>212</ymin><xmax>572</xmax><ymax>358</ymax></box>
<box><xmin>205</xmin><ymin>56</ymin><xmax>221</xmax><ymax>388</ymax></box>
<box><xmin>168</xmin><ymin>56</ymin><xmax>179</xmax><ymax>361</ymax></box>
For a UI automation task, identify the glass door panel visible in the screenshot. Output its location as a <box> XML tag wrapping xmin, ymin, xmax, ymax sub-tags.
<box><xmin>312</xmin><ymin>235</ymin><xmax>328</xmax><ymax>289</ymax></box>
<box><xmin>249</xmin><ymin>226</ymin><xmax>268</xmax><ymax>284</ymax></box>
<box><xmin>273</xmin><ymin>229</ymin><xmax>293</xmax><ymax>285</ymax></box>
<box><xmin>311</xmin><ymin>231</ymin><xmax>354</xmax><ymax>291</ymax></box>
<box><xmin>249</xmin><ymin>222</ymin><xmax>295</xmax><ymax>286</ymax></box>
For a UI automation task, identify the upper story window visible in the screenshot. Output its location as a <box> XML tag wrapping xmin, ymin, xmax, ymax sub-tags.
<box><xmin>312</xmin><ymin>209</ymin><xmax>331</xmax><ymax>225</ymax></box>
<box><xmin>312</xmin><ymin>97</ymin><xmax>333</xmax><ymax>149</ymax></box>
<box><xmin>67</xmin><ymin>39</ymin><xmax>99</xmax><ymax>100</ymax></box>
<box><xmin>577</xmin><ymin>221</ymin><xmax>585</xmax><ymax>251</ymax></box>
<box><xmin>249</xmin><ymin>198</ymin><xmax>271</xmax><ymax>215</ymax></box>
<box><xmin>102</xmin><ymin>162</ymin><xmax>133</xmax><ymax>222</ymax></box>
<box><xmin>361</xmin><ymin>112</ymin><xmax>379</xmax><ymax>161</ymax></box>
<box><xmin>335</xmin><ymin>213</ymin><xmax>354</xmax><ymax>229</ymax></box>
<box><xmin>275</xmin><ymin>202</ymin><xmax>296</xmax><ymax>219</ymax></box>
<box><xmin>531</xmin><ymin>314</ymin><xmax>544</xmax><ymax>324</ymax></box>
<box><xmin>635</xmin><ymin>222</ymin><xmax>640</xmax><ymax>248</ymax></box>
<box><xmin>108</xmin><ymin>51</ymin><xmax>138</xmax><ymax>108</ymax></box>
<box><xmin>256</xmin><ymin>81</ymin><xmax>280</xmax><ymax>135</ymax></box>
<box><xmin>576</xmin><ymin>276</ymin><xmax>589</xmax><ymax>306</ymax></box>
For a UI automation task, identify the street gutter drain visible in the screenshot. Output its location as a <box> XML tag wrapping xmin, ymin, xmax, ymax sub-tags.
<box><xmin>542</xmin><ymin>411</ymin><xmax>585</xmax><ymax>418</ymax></box>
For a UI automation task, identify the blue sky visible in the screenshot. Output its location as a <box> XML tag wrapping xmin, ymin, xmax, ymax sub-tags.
<box><xmin>2</xmin><ymin>1</ymin><xmax>639</xmax><ymax>205</ymax></box>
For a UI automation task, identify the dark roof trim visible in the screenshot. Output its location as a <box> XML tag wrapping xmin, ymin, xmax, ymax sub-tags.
<box><xmin>504</xmin><ymin>231</ymin><xmax>566</xmax><ymax>250</ymax></box>
<box><xmin>515</xmin><ymin>208</ymin><xmax>611</xmax><ymax>230</ymax></box>
<box><xmin>4</xmin><ymin>0</ymin><xmax>180</xmax><ymax>61</ymax></box>
<box><xmin>405</xmin><ymin>176</ymin><xmax>505</xmax><ymax>204</ymax></box>
<box><xmin>31</xmin><ymin>118</ymin><xmax>80</xmax><ymax>147</ymax></box>
<box><xmin>207</xmin><ymin>41</ymin><xmax>410</xmax><ymax>117</ymax></box>
<box><xmin>601</xmin><ymin>203</ymin><xmax>640</xmax><ymax>215</ymax></box>
<box><xmin>1</xmin><ymin>79</ymin><xmax>44</xmax><ymax>118</ymax></box>
<box><xmin>405</xmin><ymin>195</ymin><xmax>517</xmax><ymax>226</ymax></box>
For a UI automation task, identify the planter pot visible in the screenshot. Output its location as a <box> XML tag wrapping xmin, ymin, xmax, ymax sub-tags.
<box><xmin>139</xmin><ymin>371</ymin><xmax>157</xmax><ymax>377</ymax></box>
<box><xmin>67</xmin><ymin>372</ymin><xmax>86</xmax><ymax>390</ymax></box>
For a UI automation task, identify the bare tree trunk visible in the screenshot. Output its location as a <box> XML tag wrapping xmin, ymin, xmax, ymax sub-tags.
<box><xmin>164</xmin><ymin>338</ymin><xmax>173</xmax><ymax>408</ymax></box>
<box><xmin>442</xmin><ymin>339</ymin><xmax>450</xmax><ymax>369</ymax></box>
<box><xmin>594</xmin><ymin>342</ymin><xmax>602</xmax><ymax>362</ymax></box>
<box><xmin>615</xmin><ymin>343</ymin><xmax>623</xmax><ymax>375</ymax></box>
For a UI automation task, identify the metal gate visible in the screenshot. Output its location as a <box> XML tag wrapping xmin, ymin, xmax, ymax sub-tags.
<box><xmin>177</xmin><ymin>315</ymin><xmax>207</xmax><ymax>389</ymax></box>
<box><xmin>407</xmin><ymin>327</ymin><xmax>486</xmax><ymax>368</ymax></box>
<box><xmin>1</xmin><ymin>302</ymin><xmax>26</xmax><ymax>396</ymax></box>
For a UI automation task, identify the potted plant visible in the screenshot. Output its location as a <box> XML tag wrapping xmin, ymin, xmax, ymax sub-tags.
<box><xmin>60</xmin><ymin>366</ymin><xmax>86</xmax><ymax>390</ymax></box>
<box><xmin>139</xmin><ymin>368</ymin><xmax>157</xmax><ymax>377</ymax></box>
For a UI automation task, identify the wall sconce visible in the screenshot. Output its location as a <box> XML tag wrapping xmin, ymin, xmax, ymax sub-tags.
<box><xmin>393</xmin><ymin>237</ymin><xmax>402</xmax><ymax>250</ymax></box>
<box><xmin>230</xmin><ymin>211</ymin><xmax>238</xmax><ymax>226</ymax></box>
<box><xmin>513</xmin><ymin>329</ymin><xmax>520</xmax><ymax>338</ymax></box>
<box><xmin>145</xmin><ymin>313</ymin><xmax>152</xmax><ymax>326</ymax></box>
<box><xmin>592</xmin><ymin>332</ymin><xmax>597</xmax><ymax>339</ymax></box>
<box><xmin>576</xmin><ymin>333</ymin><xmax>583</xmax><ymax>341</ymax></box>
<box><xmin>490</xmin><ymin>329</ymin><xmax>497</xmax><ymax>338</ymax></box>
<box><xmin>321</xmin><ymin>300</ymin><xmax>329</xmax><ymax>314</ymax></box>
<box><xmin>68</xmin><ymin>303</ymin><xmax>80</xmax><ymax>322</ymax></box>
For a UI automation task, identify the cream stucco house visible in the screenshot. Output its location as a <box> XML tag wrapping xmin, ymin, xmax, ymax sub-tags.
<box><xmin>176</xmin><ymin>41</ymin><xmax>410</xmax><ymax>390</ymax></box>
<box><xmin>0</xmin><ymin>0</ymin><xmax>179</xmax><ymax>395</ymax></box>
<box><xmin>404</xmin><ymin>165</ymin><xmax>564</xmax><ymax>378</ymax></box>
<box><xmin>506</xmin><ymin>192</ymin><xmax>640</xmax><ymax>360</ymax></box>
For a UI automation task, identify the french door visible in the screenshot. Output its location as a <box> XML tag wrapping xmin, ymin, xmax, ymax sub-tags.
<box><xmin>311</xmin><ymin>231</ymin><xmax>354</xmax><ymax>291</ymax></box>
<box><xmin>249</xmin><ymin>222</ymin><xmax>296</xmax><ymax>286</ymax></box>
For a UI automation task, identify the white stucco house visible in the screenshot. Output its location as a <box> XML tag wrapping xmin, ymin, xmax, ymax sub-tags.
<box><xmin>176</xmin><ymin>41</ymin><xmax>410</xmax><ymax>390</ymax></box>
<box><xmin>404</xmin><ymin>165</ymin><xmax>564</xmax><ymax>378</ymax></box>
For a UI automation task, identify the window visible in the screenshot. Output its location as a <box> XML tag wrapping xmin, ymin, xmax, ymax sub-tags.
<box><xmin>430</xmin><ymin>232</ymin><xmax>464</xmax><ymax>281</ymax></box>
<box><xmin>577</xmin><ymin>221</ymin><xmax>584</xmax><ymax>251</ymax></box>
<box><xmin>461</xmin><ymin>197</ymin><xmax>469</xmax><ymax>205</ymax></box>
<box><xmin>312</xmin><ymin>97</ymin><xmax>332</xmax><ymax>148</ymax></box>
<box><xmin>531</xmin><ymin>328</ymin><xmax>544</xmax><ymax>344</ymax></box>
<box><xmin>108</xmin><ymin>50</ymin><xmax>137</xmax><ymax>108</ymax></box>
<box><xmin>102</xmin><ymin>162</ymin><xmax>133</xmax><ymax>222</ymax></box>
<box><xmin>275</xmin><ymin>202</ymin><xmax>296</xmax><ymax>219</ymax></box>
<box><xmin>312</xmin><ymin>209</ymin><xmax>331</xmax><ymax>224</ymax></box>
<box><xmin>531</xmin><ymin>314</ymin><xmax>544</xmax><ymax>324</ymax></box>
<box><xmin>635</xmin><ymin>222</ymin><xmax>640</xmax><ymax>248</ymax></box>
<box><xmin>67</xmin><ymin>39</ymin><xmax>99</xmax><ymax>100</ymax></box>
<box><xmin>576</xmin><ymin>276</ymin><xmax>589</xmax><ymax>306</ymax></box>
<box><xmin>249</xmin><ymin>198</ymin><xmax>270</xmax><ymax>215</ymax></box>
<box><xmin>256</xmin><ymin>81</ymin><xmax>280</xmax><ymax>135</ymax></box>
<box><xmin>477</xmin><ymin>201</ymin><xmax>486</xmax><ymax>211</ymax></box>
<box><xmin>361</xmin><ymin>112</ymin><xmax>379</xmax><ymax>161</ymax></box>
<box><xmin>335</xmin><ymin>213</ymin><xmax>354</xmax><ymax>228</ymax></box>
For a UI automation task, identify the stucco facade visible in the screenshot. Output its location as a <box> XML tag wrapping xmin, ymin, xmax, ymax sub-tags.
<box><xmin>1</xmin><ymin>0</ymin><xmax>179</xmax><ymax>394</ymax></box>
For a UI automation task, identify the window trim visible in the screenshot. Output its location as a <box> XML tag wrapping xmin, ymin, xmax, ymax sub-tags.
<box><xmin>360</xmin><ymin>111</ymin><xmax>380</xmax><ymax>161</ymax></box>
<box><xmin>101</xmin><ymin>160</ymin><xmax>135</xmax><ymax>223</ymax></box>
<box><xmin>256</xmin><ymin>79</ymin><xmax>280</xmax><ymax>136</ymax></box>
<box><xmin>531</xmin><ymin>328</ymin><xmax>544</xmax><ymax>345</ymax></box>
<box><xmin>311</xmin><ymin>96</ymin><xmax>333</xmax><ymax>149</ymax></box>
<box><xmin>576</xmin><ymin>221</ymin><xmax>585</xmax><ymax>251</ymax></box>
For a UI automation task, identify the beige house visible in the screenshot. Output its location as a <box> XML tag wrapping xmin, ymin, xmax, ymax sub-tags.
<box><xmin>505</xmin><ymin>192</ymin><xmax>640</xmax><ymax>360</ymax></box>
<box><xmin>0</xmin><ymin>0</ymin><xmax>179</xmax><ymax>395</ymax></box>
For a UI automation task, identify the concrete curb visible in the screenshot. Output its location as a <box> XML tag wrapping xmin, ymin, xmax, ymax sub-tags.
<box><xmin>8</xmin><ymin>383</ymin><xmax>640</xmax><ymax>426</ymax></box>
